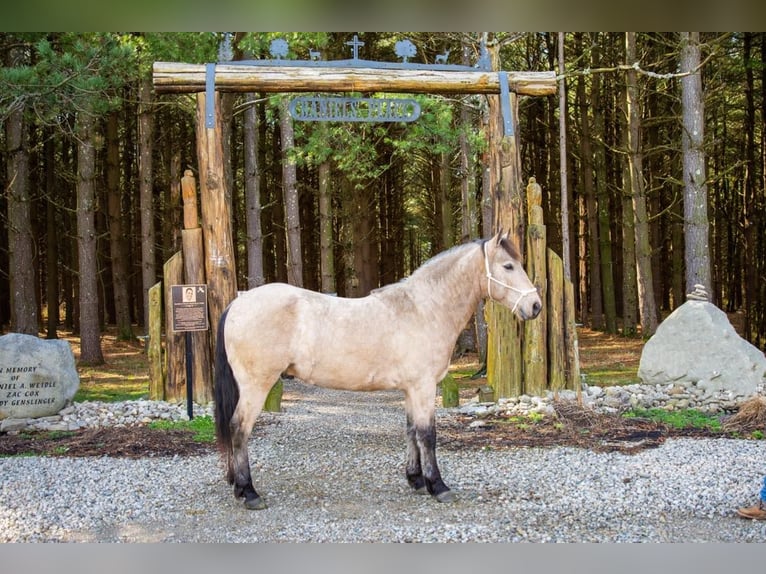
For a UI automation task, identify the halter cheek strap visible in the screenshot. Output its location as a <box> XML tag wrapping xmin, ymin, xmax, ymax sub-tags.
<box><xmin>483</xmin><ymin>241</ymin><xmax>538</xmax><ymax>314</ymax></box>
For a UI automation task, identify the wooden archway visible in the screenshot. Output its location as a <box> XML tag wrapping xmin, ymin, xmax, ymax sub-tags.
<box><xmin>152</xmin><ymin>57</ymin><xmax>557</xmax><ymax>400</ymax></box>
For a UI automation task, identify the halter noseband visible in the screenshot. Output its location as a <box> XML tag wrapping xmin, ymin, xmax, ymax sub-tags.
<box><xmin>483</xmin><ymin>241</ymin><xmax>539</xmax><ymax>314</ymax></box>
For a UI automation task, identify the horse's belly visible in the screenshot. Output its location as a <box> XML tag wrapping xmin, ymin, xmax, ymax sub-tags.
<box><xmin>289</xmin><ymin>358</ymin><xmax>403</xmax><ymax>392</ymax></box>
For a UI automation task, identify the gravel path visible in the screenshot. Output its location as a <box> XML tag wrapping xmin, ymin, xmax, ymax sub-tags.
<box><xmin>2</xmin><ymin>380</ymin><xmax>765</xmax><ymax>542</ymax></box>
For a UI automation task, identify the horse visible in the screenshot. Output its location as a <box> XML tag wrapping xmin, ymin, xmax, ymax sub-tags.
<box><xmin>214</xmin><ymin>231</ymin><xmax>542</xmax><ymax>510</ymax></box>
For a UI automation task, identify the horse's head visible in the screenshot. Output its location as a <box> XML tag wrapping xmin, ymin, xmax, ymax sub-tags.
<box><xmin>482</xmin><ymin>231</ymin><xmax>542</xmax><ymax>321</ymax></box>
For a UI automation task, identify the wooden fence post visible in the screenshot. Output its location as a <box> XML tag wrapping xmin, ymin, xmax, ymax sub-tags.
<box><xmin>565</xmin><ymin>280</ymin><xmax>582</xmax><ymax>396</ymax></box>
<box><xmin>547</xmin><ymin>249</ymin><xmax>566</xmax><ymax>392</ymax></box>
<box><xmin>147</xmin><ymin>281</ymin><xmax>163</xmax><ymax>400</ymax></box>
<box><xmin>181</xmin><ymin>170</ymin><xmax>213</xmax><ymax>404</ymax></box>
<box><xmin>524</xmin><ymin>177</ymin><xmax>548</xmax><ymax>396</ymax></box>
<box><xmin>195</xmin><ymin>92</ymin><xmax>238</xmax><ymax>355</ymax></box>
<box><xmin>441</xmin><ymin>373</ymin><xmax>460</xmax><ymax>408</ymax></box>
<box><xmin>164</xmin><ymin>251</ymin><xmax>185</xmax><ymax>402</ymax></box>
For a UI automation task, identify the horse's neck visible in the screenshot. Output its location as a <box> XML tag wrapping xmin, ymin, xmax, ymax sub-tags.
<box><xmin>406</xmin><ymin>244</ymin><xmax>484</xmax><ymax>333</ymax></box>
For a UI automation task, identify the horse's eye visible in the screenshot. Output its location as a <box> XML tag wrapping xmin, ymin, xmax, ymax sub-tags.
<box><xmin>503</xmin><ymin>263</ymin><xmax>514</xmax><ymax>271</ymax></box>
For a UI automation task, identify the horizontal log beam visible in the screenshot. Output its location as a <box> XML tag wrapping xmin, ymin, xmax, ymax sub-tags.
<box><xmin>152</xmin><ymin>62</ymin><xmax>557</xmax><ymax>97</ymax></box>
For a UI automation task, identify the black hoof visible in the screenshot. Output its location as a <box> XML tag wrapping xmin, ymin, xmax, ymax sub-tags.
<box><xmin>435</xmin><ymin>489</ymin><xmax>457</xmax><ymax>503</ymax></box>
<box><xmin>244</xmin><ymin>494</ymin><xmax>267</xmax><ymax>510</ymax></box>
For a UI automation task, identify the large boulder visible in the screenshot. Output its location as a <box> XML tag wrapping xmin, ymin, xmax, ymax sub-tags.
<box><xmin>638</xmin><ymin>301</ymin><xmax>766</xmax><ymax>400</ymax></box>
<box><xmin>0</xmin><ymin>333</ymin><xmax>80</xmax><ymax>420</ymax></box>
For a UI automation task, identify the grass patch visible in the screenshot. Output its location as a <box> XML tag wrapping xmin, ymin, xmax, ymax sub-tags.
<box><xmin>581</xmin><ymin>366</ymin><xmax>640</xmax><ymax>387</ymax></box>
<box><xmin>623</xmin><ymin>408</ymin><xmax>722</xmax><ymax>431</ymax></box>
<box><xmin>74</xmin><ymin>352</ymin><xmax>149</xmax><ymax>402</ymax></box>
<box><xmin>148</xmin><ymin>416</ymin><xmax>216</xmax><ymax>443</ymax></box>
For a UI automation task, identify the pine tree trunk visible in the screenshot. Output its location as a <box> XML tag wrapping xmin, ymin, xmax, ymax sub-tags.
<box><xmin>318</xmin><ymin>159</ymin><xmax>335</xmax><ymax>293</ymax></box>
<box><xmin>626</xmin><ymin>32</ymin><xmax>658</xmax><ymax>337</ymax></box>
<box><xmin>44</xmin><ymin>132</ymin><xmax>59</xmax><ymax>339</ymax></box>
<box><xmin>106</xmin><ymin>112</ymin><xmax>133</xmax><ymax>340</ymax></box>
<box><xmin>577</xmin><ymin>36</ymin><xmax>604</xmax><ymax>330</ymax></box>
<box><xmin>619</xmin><ymin>83</ymin><xmax>639</xmax><ymax>336</ymax></box>
<box><xmin>5</xmin><ymin>44</ymin><xmax>38</xmax><ymax>335</ymax></box>
<box><xmin>439</xmin><ymin>151</ymin><xmax>453</xmax><ymax>250</ymax></box>
<box><xmin>76</xmin><ymin>113</ymin><xmax>104</xmax><ymax>365</ymax></box>
<box><xmin>244</xmin><ymin>95</ymin><xmax>265</xmax><ymax>289</ymax></box>
<box><xmin>138</xmin><ymin>73</ymin><xmax>156</xmax><ymax>330</ymax></box>
<box><xmin>680</xmin><ymin>32</ymin><xmax>713</xmax><ymax>303</ymax></box>
<box><xmin>739</xmin><ymin>33</ymin><xmax>756</xmax><ymax>340</ymax></box>
<box><xmin>591</xmin><ymin>37</ymin><xmax>618</xmax><ymax>333</ymax></box>
<box><xmin>279</xmin><ymin>97</ymin><xmax>302</xmax><ymax>287</ymax></box>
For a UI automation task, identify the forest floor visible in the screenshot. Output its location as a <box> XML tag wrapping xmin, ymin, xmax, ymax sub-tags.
<box><xmin>0</xmin><ymin>324</ymin><xmax>756</xmax><ymax>458</ymax></box>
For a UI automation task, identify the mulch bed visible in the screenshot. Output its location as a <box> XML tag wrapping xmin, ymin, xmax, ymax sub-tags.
<box><xmin>0</xmin><ymin>426</ymin><xmax>215</xmax><ymax>458</ymax></box>
<box><xmin>0</xmin><ymin>400</ymin><xmax>738</xmax><ymax>458</ymax></box>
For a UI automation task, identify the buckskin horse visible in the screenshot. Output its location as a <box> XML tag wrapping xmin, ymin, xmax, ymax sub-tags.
<box><xmin>214</xmin><ymin>231</ymin><xmax>542</xmax><ymax>509</ymax></box>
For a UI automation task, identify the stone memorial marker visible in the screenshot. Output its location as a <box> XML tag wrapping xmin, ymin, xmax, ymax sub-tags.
<box><xmin>0</xmin><ymin>333</ymin><xmax>80</xmax><ymax>420</ymax></box>
<box><xmin>639</xmin><ymin>296</ymin><xmax>766</xmax><ymax>400</ymax></box>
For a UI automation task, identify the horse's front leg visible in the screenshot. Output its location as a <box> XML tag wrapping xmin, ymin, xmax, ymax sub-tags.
<box><xmin>404</xmin><ymin>386</ymin><xmax>456</xmax><ymax>503</ymax></box>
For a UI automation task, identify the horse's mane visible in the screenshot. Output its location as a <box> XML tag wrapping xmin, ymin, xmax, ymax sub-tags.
<box><xmin>370</xmin><ymin>240</ymin><xmax>481</xmax><ymax>298</ymax></box>
<box><xmin>370</xmin><ymin>236</ymin><xmax>522</xmax><ymax>299</ymax></box>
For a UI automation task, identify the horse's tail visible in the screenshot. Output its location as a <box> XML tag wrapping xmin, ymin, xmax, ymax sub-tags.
<box><xmin>214</xmin><ymin>306</ymin><xmax>239</xmax><ymax>482</ymax></box>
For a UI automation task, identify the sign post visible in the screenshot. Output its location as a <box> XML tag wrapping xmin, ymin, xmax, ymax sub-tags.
<box><xmin>171</xmin><ymin>284</ymin><xmax>209</xmax><ymax>419</ymax></box>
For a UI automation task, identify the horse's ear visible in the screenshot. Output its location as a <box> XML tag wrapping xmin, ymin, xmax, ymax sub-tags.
<box><xmin>493</xmin><ymin>229</ymin><xmax>505</xmax><ymax>245</ymax></box>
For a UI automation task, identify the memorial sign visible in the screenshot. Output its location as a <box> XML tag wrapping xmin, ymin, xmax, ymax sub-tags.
<box><xmin>0</xmin><ymin>333</ymin><xmax>79</xmax><ymax>420</ymax></box>
<box><xmin>171</xmin><ymin>284</ymin><xmax>209</xmax><ymax>332</ymax></box>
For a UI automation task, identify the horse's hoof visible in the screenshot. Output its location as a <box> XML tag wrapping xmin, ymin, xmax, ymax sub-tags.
<box><xmin>435</xmin><ymin>490</ymin><xmax>457</xmax><ymax>503</ymax></box>
<box><xmin>244</xmin><ymin>496</ymin><xmax>267</xmax><ymax>510</ymax></box>
<box><xmin>415</xmin><ymin>486</ymin><xmax>429</xmax><ymax>495</ymax></box>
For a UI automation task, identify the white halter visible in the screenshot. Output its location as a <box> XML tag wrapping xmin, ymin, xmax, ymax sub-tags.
<box><xmin>483</xmin><ymin>241</ymin><xmax>539</xmax><ymax>314</ymax></box>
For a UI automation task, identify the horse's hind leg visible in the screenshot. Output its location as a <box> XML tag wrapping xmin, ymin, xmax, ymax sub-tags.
<box><xmin>405</xmin><ymin>412</ymin><xmax>427</xmax><ymax>494</ymax></box>
<box><xmin>230</xmin><ymin>389</ymin><xmax>272</xmax><ymax>510</ymax></box>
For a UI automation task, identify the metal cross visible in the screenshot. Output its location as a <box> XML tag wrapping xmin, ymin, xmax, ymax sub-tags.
<box><xmin>345</xmin><ymin>34</ymin><xmax>364</xmax><ymax>60</ymax></box>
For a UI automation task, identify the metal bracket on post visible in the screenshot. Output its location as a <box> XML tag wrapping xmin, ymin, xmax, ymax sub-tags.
<box><xmin>499</xmin><ymin>71</ymin><xmax>514</xmax><ymax>137</ymax></box>
<box><xmin>205</xmin><ymin>63</ymin><xmax>216</xmax><ymax>128</ymax></box>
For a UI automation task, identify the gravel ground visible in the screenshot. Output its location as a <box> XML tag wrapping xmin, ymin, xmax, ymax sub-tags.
<box><xmin>2</xmin><ymin>380</ymin><xmax>766</xmax><ymax>542</ymax></box>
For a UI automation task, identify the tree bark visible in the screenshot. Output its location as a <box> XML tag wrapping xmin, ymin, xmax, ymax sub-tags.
<box><xmin>195</xmin><ymin>91</ymin><xmax>238</xmax><ymax>353</ymax></box>
<box><xmin>106</xmin><ymin>112</ymin><xmax>133</xmax><ymax>340</ymax></box>
<box><xmin>486</xmin><ymin>37</ymin><xmax>524</xmax><ymax>399</ymax></box>
<box><xmin>5</xmin><ymin>45</ymin><xmax>38</xmax><ymax>335</ymax></box>
<box><xmin>153</xmin><ymin>62</ymin><xmax>557</xmax><ymax>96</ymax></box>
<box><xmin>619</xmin><ymin>82</ymin><xmax>639</xmax><ymax>336</ymax></box>
<box><xmin>44</xmin><ymin>131</ymin><xmax>59</xmax><ymax>339</ymax></box>
<box><xmin>558</xmin><ymin>32</ymin><xmax>571</xmax><ymax>280</ymax></box>
<box><xmin>680</xmin><ymin>32</ymin><xmax>712</xmax><ymax>301</ymax></box>
<box><xmin>318</xmin><ymin>159</ymin><xmax>335</xmax><ymax>293</ymax></box>
<box><xmin>138</xmin><ymin>73</ymin><xmax>156</xmax><ymax>331</ymax></box>
<box><xmin>577</xmin><ymin>35</ymin><xmax>603</xmax><ymax>330</ymax></box>
<box><xmin>76</xmin><ymin>112</ymin><xmax>104</xmax><ymax>365</ymax></box>
<box><xmin>591</xmin><ymin>37</ymin><xmax>617</xmax><ymax>333</ymax></box>
<box><xmin>279</xmin><ymin>97</ymin><xmax>303</xmax><ymax>287</ymax></box>
<box><xmin>244</xmin><ymin>95</ymin><xmax>265</xmax><ymax>289</ymax></box>
<box><xmin>626</xmin><ymin>32</ymin><xmax>658</xmax><ymax>337</ymax></box>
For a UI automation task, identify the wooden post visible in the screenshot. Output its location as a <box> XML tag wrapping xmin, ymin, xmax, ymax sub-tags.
<box><xmin>523</xmin><ymin>178</ymin><xmax>547</xmax><ymax>396</ymax></box>
<box><xmin>164</xmin><ymin>251</ymin><xmax>185</xmax><ymax>402</ymax></box>
<box><xmin>181</xmin><ymin>170</ymin><xmax>213</xmax><ymax>404</ymax></box>
<box><xmin>263</xmin><ymin>379</ymin><xmax>283</xmax><ymax>412</ymax></box>
<box><xmin>547</xmin><ymin>249</ymin><xmax>566</xmax><ymax>392</ymax></box>
<box><xmin>147</xmin><ymin>281</ymin><xmax>163</xmax><ymax>400</ymax></box>
<box><xmin>153</xmin><ymin>62</ymin><xmax>557</xmax><ymax>97</ymax></box>
<box><xmin>196</xmin><ymin>91</ymin><xmax>238</xmax><ymax>355</ymax></box>
<box><xmin>487</xmin><ymin>82</ymin><xmax>524</xmax><ymax>401</ymax></box>
<box><xmin>564</xmin><ymin>280</ymin><xmax>581</xmax><ymax>395</ymax></box>
<box><xmin>441</xmin><ymin>373</ymin><xmax>460</xmax><ymax>408</ymax></box>
<box><xmin>181</xmin><ymin>169</ymin><xmax>199</xmax><ymax>229</ymax></box>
